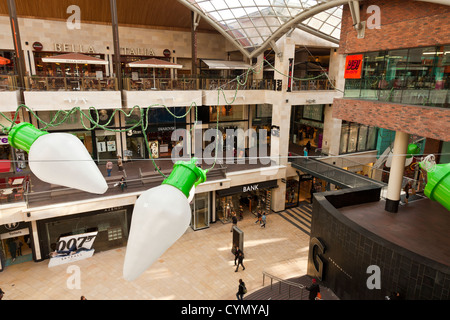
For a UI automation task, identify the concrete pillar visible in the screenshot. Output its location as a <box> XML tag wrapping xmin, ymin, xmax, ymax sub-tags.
<box><xmin>271</xmin><ymin>178</ymin><xmax>286</xmax><ymax>212</ymax></box>
<box><xmin>385</xmin><ymin>131</ymin><xmax>409</xmax><ymax>213</ymax></box>
<box><xmin>270</xmin><ymin>99</ymin><xmax>291</xmax><ymax>166</ymax></box>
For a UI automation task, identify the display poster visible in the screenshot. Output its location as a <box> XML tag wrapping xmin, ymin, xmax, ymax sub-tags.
<box><xmin>149</xmin><ymin>140</ymin><xmax>159</xmax><ymax>159</ymax></box>
<box><xmin>48</xmin><ymin>231</ymin><xmax>98</xmax><ymax>267</ymax></box>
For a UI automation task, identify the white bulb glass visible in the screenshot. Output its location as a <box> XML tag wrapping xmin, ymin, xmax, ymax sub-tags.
<box><xmin>30</xmin><ymin>133</ymin><xmax>108</xmax><ymax>194</ymax></box>
<box><xmin>123</xmin><ymin>184</ymin><xmax>191</xmax><ymax>281</ymax></box>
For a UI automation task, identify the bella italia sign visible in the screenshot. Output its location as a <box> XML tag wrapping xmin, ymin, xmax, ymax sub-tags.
<box><xmin>53</xmin><ymin>43</ymin><xmax>155</xmax><ymax>56</ymax></box>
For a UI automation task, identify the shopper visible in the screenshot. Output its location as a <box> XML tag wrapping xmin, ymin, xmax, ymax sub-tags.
<box><xmin>303</xmin><ymin>147</ymin><xmax>308</xmax><ymax>158</ymax></box>
<box><xmin>106</xmin><ymin>160</ymin><xmax>113</xmax><ymax>177</ymax></box>
<box><xmin>0</xmin><ymin>287</ymin><xmax>4</xmax><ymax>300</ymax></box>
<box><xmin>118</xmin><ymin>176</ymin><xmax>127</xmax><ymax>192</ymax></box>
<box><xmin>234</xmin><ymin>246</ymin><xmax>243</xmax><ymax>266</ymax></box>
<box><xmin>235</xmin><ymin>251</ymin><xmax>245</xmax><ymax>272</ymax></box>
<box><xmin>8</xmin><ymin>238</ymin><xmax>17</xmax><ymax>262</ymax></box>
<box><xmin>404</xmin><ymin>181</ymin><xmax>411</xmax><ymax>204</ymax></box>
<box><xmin>306</xmin><ymin>278</ymin><xmax>320</xmax><ymax>300</ymax></box>
<box><xmin>231</xmin><ymin>212</ymin><xmax>238</xmax><ymax>232</ymax></box>
<box><xmin>236</xmin><ymin>279</ymin><xmax>246</xmax><ymax>300</ymax></box>
<box><xmin>117</xmin><ymin>155</ymin><xmax>123</xmax><ymax>171</ymax></box>
<box><xmin>255</xmin><ymin>210</ymin><xmax>262</xmax><ymax>224</ymax></box>
<box><xmin>306</xmin><ymin>140</ymin><xmax>311</xmax><ymax>154</ymax></box>
<box><xmin>16</xmin><ymin>238</ymin><xmax>23</xmax><ymax>256</ymax></box>
<box><xmin>260</xmin><ymin>212</ymin><xmax>266</xmax><ymax>228</ymax></box>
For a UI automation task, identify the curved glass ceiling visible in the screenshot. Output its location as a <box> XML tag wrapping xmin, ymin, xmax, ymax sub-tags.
<box><xmin>182</xmin><ymin>0</ymin><xmax>345</xmax><ymax>57</ymax></box>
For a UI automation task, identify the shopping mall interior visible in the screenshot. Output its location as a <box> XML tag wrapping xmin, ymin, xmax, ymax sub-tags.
<box><xmin>0</xmin><ymin>0</ymin><xmax>449</xmax><ymax>304</ymax></box>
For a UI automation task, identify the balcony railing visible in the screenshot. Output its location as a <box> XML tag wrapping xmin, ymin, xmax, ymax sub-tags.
<box><xmin>24</xmin><ymin>76</ymin><xmax>118</xmax><ymax>91</ymax></box>
<box><xmin>344</xmin><ymin>77</ymin><xmax>449</xmax><ymax>108</ymax></box>
<box><xmin>0</xmin><ymin>75</ymin><xmax>19</xmax><ymax>91</ymax></box>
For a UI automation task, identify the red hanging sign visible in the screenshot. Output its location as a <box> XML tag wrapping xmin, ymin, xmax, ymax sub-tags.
<box><xmin>344</xmin><ymin>54</ymin><xmax>363</xmax><ymax>79</ymax></box>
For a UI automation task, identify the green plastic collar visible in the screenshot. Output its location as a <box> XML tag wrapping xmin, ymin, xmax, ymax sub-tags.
<box><xmin>162</xmin><ymin>157</ymin><xmax>207</xmax><ymax>198</ymax></box>
<box><xmin>8</xmin><ymin>122</ymin><xmax>48</xmax><ymax>152</ymax></box>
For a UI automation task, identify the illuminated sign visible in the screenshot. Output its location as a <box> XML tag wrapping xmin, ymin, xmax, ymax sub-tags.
<box><xmin>344</xmin><ymin>54</ymin><xmax>363</xmax><ymax>79</ymax></box>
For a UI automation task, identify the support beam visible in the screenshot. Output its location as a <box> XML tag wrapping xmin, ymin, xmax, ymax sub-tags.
<box><xmin>110</xmin><ymin>0</ymin><xmax>122</xmax><ymax>91</ymax></box>
<box><xmin>191</xmin><ymin>11</ymin><xmax>198</xmax><ymax>76</ymax></box>
<box><xmin>7</xmin><ymin>0</ymin><xmax>26</xmax><ymax>103</ymax></box>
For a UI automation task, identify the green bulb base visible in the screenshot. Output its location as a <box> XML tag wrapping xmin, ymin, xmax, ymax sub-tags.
<box><xmin>8</xmin><ymin>122</ymin><xmax>48</xmax><ymax>152</ymax></box>
<box><xmin>162</xmin><ymin>157</ymin><xmax>207</xmax><ymax>198</ymax></box>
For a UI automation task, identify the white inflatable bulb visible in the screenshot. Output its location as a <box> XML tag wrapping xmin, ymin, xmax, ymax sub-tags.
<box><xmin>123</xmin><ymin>158</ymin><xmax>206</xmax><ymax>281</ymax></box>
<box><xmin>8</xmin><ymin>122</ymin><xmax>108</xmax><ymax>194</ymax></box>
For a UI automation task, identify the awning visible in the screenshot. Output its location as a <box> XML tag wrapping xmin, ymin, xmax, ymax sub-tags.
<box><xmin>127</xmin><ymin>58</ymin><xmax>182</xmax><ymax>69</ymax></box>
<box><xmin>0</xmin><ymin>56</ymin><xmax>11</xmax><ymax>65</ymax></box>
<box><xmin>202</xmin><ymin>59</ymin><xmax>252</xmax><ymax>70</ymax></box>
<box><xmin>42</xmin><ymin>53</ymin><xmax>108</xmax><ymax>65</ymax></box>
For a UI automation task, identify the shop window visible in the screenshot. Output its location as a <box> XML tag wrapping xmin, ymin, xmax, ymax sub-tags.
<box><xmin>340</xmin><ymin>121</ymin><xmax>378</xmax><ymax>154</ymax></box>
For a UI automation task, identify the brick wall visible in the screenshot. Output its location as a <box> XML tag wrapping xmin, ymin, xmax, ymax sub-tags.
<box><xmin>332</xmin><ymin>98</ymin><xmax>450</xmax><ymax>142</ymax></box>
<box><xmin>339</xmin><ymin>0</ymin><xmax>450</xmax><ymax>54</ymax></box>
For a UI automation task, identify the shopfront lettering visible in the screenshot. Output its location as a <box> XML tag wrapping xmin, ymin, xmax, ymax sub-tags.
<box><xmin>54</xmin><ymin>43</ymin><xmax>95</xmax><ymax>53</ymax></box>
<box><xmin>120</xmin><ymin>47</ymin><xmax>155</xmax><ymax>56</ymax></box>
<box><xmin>243</xmin><ymin>185</ymin><xmax>258</xmax><ymax>193</ymax></box>
<box><xmin>0</xmin><ymin>136</ymin><xmax>9</xmax><ymax>145</ymax></box>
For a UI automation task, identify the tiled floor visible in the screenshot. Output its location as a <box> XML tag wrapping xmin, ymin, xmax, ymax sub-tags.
<box><xmin>0</xmin><ymin>209</ymin><xmax>311</xmax><ymax>300</ymax></box>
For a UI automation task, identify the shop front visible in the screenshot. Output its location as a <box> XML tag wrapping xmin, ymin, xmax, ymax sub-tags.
<box><xmin>215</xmin><ymin>180</ymin><xmax>278</xmax><ymax>223</ymax></box>
<box><xmin>290</xmin><ymin>104</ymin><xmax>325</xmax><ymax>152</ymax></box>
<box><xmin>36</xmin><ymin>205</ymin><xmax>133</xmax><ymax>261</ymax></box>
<box><xmin>147</xmin><ymin>106</ymin><xmax>188</xmax><ymax>159</ymax></box>
<box><xmin>0</xmin><ymin>222</ymin><xmax>33</xmax><ymax>271</ymax></box>
<box><xmin>0</xmin><ymin>112</ymin><xmax>26</xmax><ymax>173</ymax></box>
<box><xmin>285</xmin><ymin>173</ymin><xmax>314</xmax><ymax>208</ymax></box>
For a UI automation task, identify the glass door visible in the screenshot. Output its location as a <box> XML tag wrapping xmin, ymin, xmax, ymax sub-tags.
<box><xmin>190</xmin><ymin>193</ymin><xmax>210</xmax><ymax>230</ymax></box>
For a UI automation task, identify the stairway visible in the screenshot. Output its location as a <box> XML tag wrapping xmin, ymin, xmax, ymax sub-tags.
<box><xmin>277</xmin><ymin>203</ymin><xmax>312</xmax><ymax>236</ymax></box>
<box><xmin>244</xmin><ymin>274</ymin><xmax>339</xmax><ymax>300</ymax></box>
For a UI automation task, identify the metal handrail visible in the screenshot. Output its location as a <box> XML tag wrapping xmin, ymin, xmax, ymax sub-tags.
<box><xmin>262</xmin><ymin>271</ymin><xmax>305</xmax><ymax>299</ymax></box>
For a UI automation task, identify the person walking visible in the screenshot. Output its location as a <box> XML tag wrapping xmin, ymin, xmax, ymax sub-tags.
<box><xmin>303</xmin><ymin>147</ymin><xmax>308</xmax><ymax>158</ymax></box>
<box><xmin>236</xmin><ymin>279</ymin><xmax>246</xmax><ymax>300</ymax></box>
<box><xmin>8</xmin><ymin>238</ymin><xmax>17</xmax><ymax>262</ymax></box>
<box><xmin>255</xmin><ymin>210</ymin><xmax>262</xmax><ymax>225</ymax></box>
<box><xmin>235</xmin><ymin>251</ymin><xmax>245</xmax><ymax>272</ymax></box>
<box><xmin>260</xmin><ymin>212</ymin><xmax>266</xmax><ymax>228</ymax></box>
<box><xmin>234</xmin><ymin>246</ymin><xmax>242</xmax><ymax>266</ymax></box>
<box><xmin>106</xmin><ymin>160</ymin><xmax>113</xmax><ymax>177</ymax></box>
<box><xmin>306</xmin><ymin>278</ymin><xmax>320</xmax><ymax>300</ymax></box>
<box><xmin>16</xmin><ymin>238</ymin><xmax>23</xmax><ymax>256</ymax></box>
<box><xmin>117</xmin><ymin>155</ymin><xmax>123</xmax><ymax>172</ymax></box>
<box><xmin>0</xmin><ymin>287</ymin><xmax>5</xmax><ymax>300</ymax></box>
<box><xmin>230</xmin><ymin>212</ymin><xmax>238</xmax><ymax>232</ymax></box>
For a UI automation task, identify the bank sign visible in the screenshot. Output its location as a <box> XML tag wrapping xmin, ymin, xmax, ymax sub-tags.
<box><xmin>344</xmin><ymin>54</ymin><xmax>363</xmax><ymax>79</ymax></box>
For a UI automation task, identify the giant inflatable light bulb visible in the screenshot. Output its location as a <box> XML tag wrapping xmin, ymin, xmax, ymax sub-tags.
<box><xmin>8</xmin><ymin>122</ymin><xmax>108</xmax><ymax>194</ymax></box>
<box><xmin>419</xmin><ymin>157</ymin><xmax>450</xmax><ymax>211</ymax></box>
<box><xmin>123</xmin><ymin>157</ymin><xmax>207</xmax><ymax>281</ymax></box>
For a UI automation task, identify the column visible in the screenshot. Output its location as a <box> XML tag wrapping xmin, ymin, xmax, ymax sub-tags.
<box><xmin>110</xmin><ymin>0</ymin><xmax>122</xmax><ymax>91</ymax></box>
<box><xmin>385</xmin><ymin>131</ymin><xmax>409</xmax><ymax>213</ymax></box>
<box><xmin>7</xmin><ymin>0</ymin><xmax>26</xmax><ymax>103</ymax></box>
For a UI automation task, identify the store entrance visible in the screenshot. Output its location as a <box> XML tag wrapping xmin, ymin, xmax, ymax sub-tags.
<box><xmin>216</xmin><ymin>181</ymin><xmax>277</xmax><ymax>224</ymax></box>
<box><xmin>1</xmin><ymin>234</ymin><xmax>32</xmax><ymax>267</ymax></box>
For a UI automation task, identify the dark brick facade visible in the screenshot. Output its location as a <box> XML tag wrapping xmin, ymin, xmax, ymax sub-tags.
<box><xmin>308</xmin><ymin>187</ymin><xmax>450</xmax><ymax>300</ymax></box>
<box><xmin>332</xmin><ymin>98</ymin><xmax>450</xmax><ymax>142</ymax></box>
<box><xmin>339</xmin><ymin>0</ymin><xmax>450</xmax><ymax>55</ymax></box>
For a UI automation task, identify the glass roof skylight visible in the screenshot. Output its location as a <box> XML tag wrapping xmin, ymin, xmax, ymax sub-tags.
<box><xmin>182</xmin><ymin>0</ymin><xmax>345</xmax><ymax>57</ymax></box>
